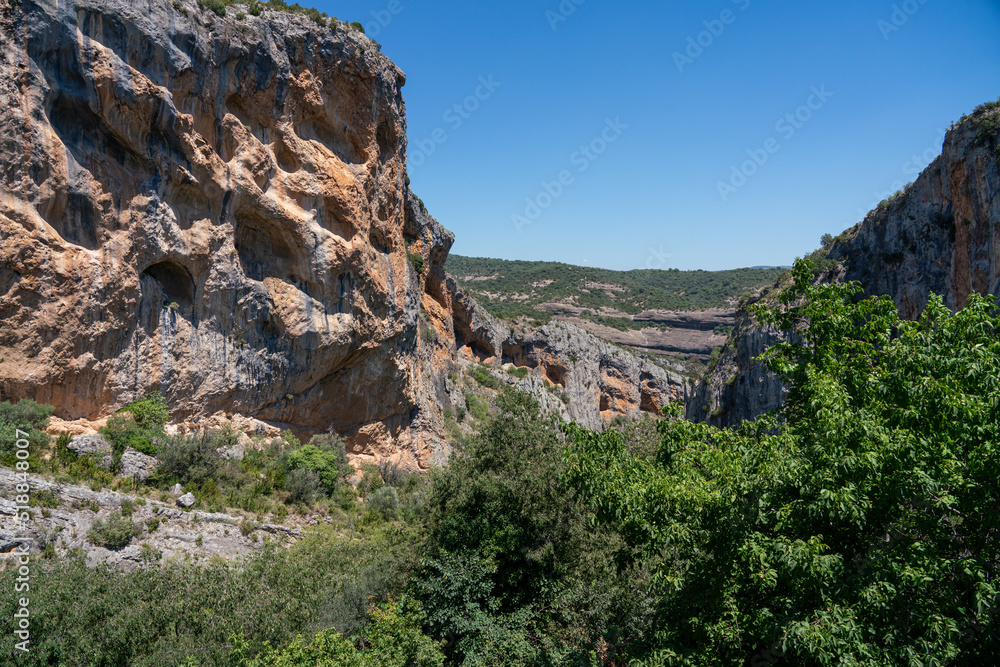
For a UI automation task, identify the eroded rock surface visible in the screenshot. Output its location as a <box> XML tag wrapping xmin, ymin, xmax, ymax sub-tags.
<box><xmin>689</xmin><ymin>105</ymin><xmax>1000</xmax><ymax>427</ymax></box>
<box><xmin>0</xmin><ymin>0</ymin><xmax>686</xmax><ymax>465</ymax></box>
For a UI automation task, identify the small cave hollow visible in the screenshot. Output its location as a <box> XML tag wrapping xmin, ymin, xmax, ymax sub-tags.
<box><xmin>234</xmin><ymin>211</ymin><xmax>300</xmax><ymax>282</ymax></box>
<box><xmin>141</xmin><ymin>260</ymin><xmax>195</xmax><ymax>311</ymax></box>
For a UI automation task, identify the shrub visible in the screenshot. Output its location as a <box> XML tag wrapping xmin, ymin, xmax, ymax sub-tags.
<box><xmin>247</xmin><ymin>0</ymin><xmax>262</xmax><ymax>15</ymax></box>
<box><xmin>100</xmin><ymin>391</ymin><xmax>170</xmax><ymax>458</ymax></box>
<box><xmin>246</xmin><ymin>598</ymin><xmax>443</xmax><ymax>666</ymax></box>
<box><xmin>367</xmin><ymin>485</ymin><xmax>400</xmax><ymax>520</ymax></box>
<box><xmin>88</xmin><ymin>511</ymin><xmax>138</xmax><ymax>550</ymax></box>
<box><xmin>349</xmin><ymin>20</ymin><xmax>365</xmax><ymax>33</ymax></box>
<box><xmin>119</xmin><ymin>498</ymin><xmax>134</xmax><ymax>516</ymax></box>
<box><xmin>508</xmin><ymin>366</ymin><xmax>529</xmax><ymax>380</ymax></box>
<box><xmin>408</xmin><ymin>248</ymin><xmax>425</xmax><ymax>275</ymax></box>
<box><xmin>464</xmin><ymin>392</ymin><xmax>489</xmax><ymax>422</ymax></box>
<box><xmin>470</xmin><ymin>364</ymin><xmax>500</xmax><ymax>389</ymax></box>
<box><xmin>196</xmin><ymin>0</ymin><xmax>227</xmax><ymax>17</ymax></box>
<box><xmin>0</xmin><ymin>399</ymin><xmax>53</xmax><ymax>465</ymax></box>
<box><xmin>378</xmin><ymin>460</ymin><xmax>409</xmax><ymax>488</ymax></box>
<box><xmin>284</xmin><ymin>467</ymin><xmax>322</xmax><ymax>504</ymax></box>
<box><xmin>155</xmin><ymin>430</ymin><xmax>225</xmax><ymax>486</ymax></box>
<box><xmin>285</xmin><ymin>435</ymin><xmax>349</xmax><ymax>497</ymax></box>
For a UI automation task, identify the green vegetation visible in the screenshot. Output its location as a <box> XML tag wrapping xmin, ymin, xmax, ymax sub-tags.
<box><xmin>5</xmin><ymin>260</ymin><xmax>999</xmax><ymax>665</ymax></box>
<box><xmin>244</xmin><ymin>598</ymin><xmax>444</xmax><ymax>666</ymax></box>
<box><xmin>469</xmin><ymin>364</ymin><xmax>500</xmax><ymax>390</ymax></box>
<box><xmin>408</xmin><ymin>244</ymin><xmax>425</xmax><ymax>275</ymax></box>
<box><xmin>446</xmin><ymin>255</ymin><xmax>784</xmax><ymax>325</ymax></box>
<box><xmin>0</xmin><ymin>399</ymin><xmax>52</xmax><ymax>466</ymax></box>
<box><xmin>197</xmin><ymin>0</ymin><xmax>227</xmax><ymax>17</ymax></box>
<box><xmin>565</xmin><ymin>260</ymin><xmax>1000</xmax><ymax>664</ymax></box>
<box><xmin>100</xmin><ymin>391</ymin><xmax>170</xmax><ymax>458</ymax></box>
<box><xmin>87</xmin><ymin>510</ymin><xmax>139</xmax><ymax>550</ymax></box>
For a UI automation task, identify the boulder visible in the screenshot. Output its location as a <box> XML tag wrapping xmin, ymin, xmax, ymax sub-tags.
<box><xmin>119</xmin><ymin>448</ymin><xmax>159</xmax><ymax>482</ymax></box>
<box><xmin>176</xmin><ymin>493</ymin><xmax>196</xmax><ymax>508</ymax></box>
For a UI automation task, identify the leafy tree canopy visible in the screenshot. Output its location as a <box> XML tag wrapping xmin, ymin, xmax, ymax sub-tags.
<box><xmin>566</xmin><ymin>260</ymin><xmax>1000</xmax><ymax>666</ymax></box>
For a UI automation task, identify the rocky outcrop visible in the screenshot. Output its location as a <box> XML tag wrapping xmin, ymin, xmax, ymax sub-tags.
<box><xmin>0</xmin><ymin>467</ymin><xmax>300</xmax><ymax>571</ymax></box>
<box><xmin>442</xmin><ymin>277</ymin><xmax>685</xmax><ymax>431</ymax></box>
<box><xmin>0</xmin><ymin>0</ymin><xmax>448</xmax><ymax>465</ymax></box>
<box><xmin>0</xmin><ymin>0</ymin><xmax>685</xmax><ymax>466</ymax></box>
<box><xmin>689</xmin><ymin>102</ymin><xmax>1000</xmax><ymax>427</ymax></box>
<box><xmin>828</xmin><ymin>106</ymin><xmax>1000</xmax><ymax>317</ymax></box>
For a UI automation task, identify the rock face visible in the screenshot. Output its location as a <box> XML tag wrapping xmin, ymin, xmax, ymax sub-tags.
<box><xmin>439</xmin><ymin>277</ymin><xmax>685</xmax><ymax>431</ymax></box>
<box><xmin>689</xmin><ymin>103</ymin><xmax>1000</xmax><ymax>426</ymax></box>
<box><xmin>0</xmin><ymin>0</ymin><xmax>684</xmax><ymax>465</ymax></box>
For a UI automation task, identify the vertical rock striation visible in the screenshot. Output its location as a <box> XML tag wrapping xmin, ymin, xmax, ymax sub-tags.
<box><xmin>0</xmin><ymin>0</ymin><xmax>684</xmax><ymax>465</ymax></box>
<box><xmin>689</xmin><ymin>102</ymin><xmax>1000</xmax><ymax>427</ymax></box>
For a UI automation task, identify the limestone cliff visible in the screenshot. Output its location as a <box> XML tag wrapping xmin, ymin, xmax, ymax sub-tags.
<box><xmin>0</xmin><ymin>0</ymin><xmax>682</xmax><ymax>465</ymax></box>
<box><xmin>689</xmin><ymin>101</ymin><xmax>1000</xmax><ymax>426</ymax></box>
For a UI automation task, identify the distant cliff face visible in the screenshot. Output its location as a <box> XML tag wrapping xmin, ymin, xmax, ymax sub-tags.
<box><xmin>689</xmin><ymin>102</ymin><xmax>1000</xmax><ymax>427</ymax></box>
<box><xmin>830</xmin><ymin>106</ymin><xmax>1000</xmax><ymax>316</ymax></box>
<box><xmin>0</xmin><ymin>0</ymin><xmax>682</xmax><ymax>465</ymax></box>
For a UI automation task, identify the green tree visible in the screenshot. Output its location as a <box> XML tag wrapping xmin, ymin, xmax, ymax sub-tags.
<box><xmin>566</xmin><ymin>260</ymin><xmax>1000</xmax><ymax>666</ymax></box>
<box><xmin>418</xmin><ymin>388</ymin><xmax>656</xmax><ymax>666</ymax></box>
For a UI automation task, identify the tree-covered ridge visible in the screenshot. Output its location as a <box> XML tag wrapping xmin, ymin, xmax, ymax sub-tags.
<box><xmin>445</xmin><ymin>255</ymin><xmax>786</xmax><ymax>324</ymax></box>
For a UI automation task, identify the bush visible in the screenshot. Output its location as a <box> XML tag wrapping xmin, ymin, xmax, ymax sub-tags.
<box><xmin>464</xmin><ymin>392</ymin><xmax>489</xmax><ymax>422</ymax></box>
<box><xmin>367</xmin><ymin>486</ymin><xmax>400</xmax><ymax>520</ymax></box>
<box><xmin>408</xmin><ymin>248</ymin><xmax>425</xmax><ymax>275</ymax></box>
<box><xmin>247</xmin><ymin>0</ymin><xmax>262</xmax><ymax>15</ymax></box>
<box><xmin>284</xmin><ymin>434</ymin><xmax>350</xmax><ymax>497</ymax></box>
<box><xmin>88</xmin><ymin>511</ymin><xmax>138</xmax><ymax>550</ymax></box>
<box><xmin>155</xmin><ymin>430</ymin><xmax>225</xmax><ymax>486</ymax></box>
<box><xmin>284</xmin><ymin>467</ymin><xmax>322</xmax><ymax>504</ymax></box>
<box><xmin>470</xmin><ymin>364</ymin><xmax>500</xmax><ymax>390</ymax></box>
<box><xmin>246</xmin><ymin>598</ymin><xmax>443</xmax><ymax>667</ymax></box>
<box><xmin>100</xmin><ymin>392</ymin><xmax>170</xmax><ymax>458</ymax></box>
<box><xmin>349</xmin><ymin>20</ymin><xmax>365</xmax><ymax>33</ymax></box>
<box><xmin>120</xmin><ymin>391</ymin><xmax>169</xmax><ymax>432</ymax></box>
<box><xmin>507</xmin><ymin>366</ymin><xmax>529</xmax><ymax>380</ymax></box>
<box><xmin>196</xmin><ymin>0</ymin><xmax>227</xmax><ymax>17</ymax></box>
<box><xmin>0</xmin><ymin>399</ymin><xmax>53</xmax><ymax>465</ymax></box>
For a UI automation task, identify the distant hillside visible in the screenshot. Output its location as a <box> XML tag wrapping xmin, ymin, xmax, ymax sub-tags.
<box><xmin>446</xmin><ymin>255</ymin><xmax>785</xmax><ymax>327</ymax></box>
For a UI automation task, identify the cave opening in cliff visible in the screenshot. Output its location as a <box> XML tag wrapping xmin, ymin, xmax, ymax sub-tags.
<box><xmin>141</xmin><ymin>260</ymin><xmax>195</xmax><ymax>311</ymax></box>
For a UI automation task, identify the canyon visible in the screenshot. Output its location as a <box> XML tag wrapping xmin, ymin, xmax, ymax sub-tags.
<box><xmin>689</xmin><ymin>102</ymin><xmax>1000</xmax><ymax>426</ymax></box>
<box><xmin>0</xmin><ymin>0</ymin><xmax>681</xmax><ymax>467</ymax></box>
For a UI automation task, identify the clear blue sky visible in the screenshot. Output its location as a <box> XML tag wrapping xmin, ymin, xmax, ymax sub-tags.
<box><xmin>313</xmin><ymin>0</ymin><xmax>1000</xmax><ymax>271</ymax></box>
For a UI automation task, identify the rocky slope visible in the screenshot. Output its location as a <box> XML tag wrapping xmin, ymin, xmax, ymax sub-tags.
<box><xmin>0</xmin><ymin>466</ymin><xmax>302</xmax><ymax>571</ymax></box>
<box><xmin>689</xmin><ymin>102</ymin><xmax>1000</xmax><ymax>426</ymax></box>
<box><xmin>0</xmin><ymin>0</ymin><xmax>681</xmax><ymax>466</ymax></box>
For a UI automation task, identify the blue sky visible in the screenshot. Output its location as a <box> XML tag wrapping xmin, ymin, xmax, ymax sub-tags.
<box><xmin>314</xmin><ymin>0</ymin><xmax>1000</xmax><ymax>271</ymax></box>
